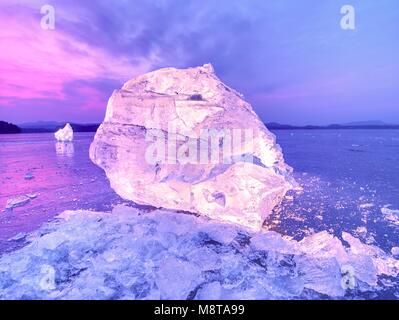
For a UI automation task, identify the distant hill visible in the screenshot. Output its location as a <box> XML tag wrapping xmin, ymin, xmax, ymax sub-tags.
<box><xmin>0</xmin><ymin>121</ymin><xmax>21</xmax><ymax>134</ymax></box>
<box><xmin>19</xmin><ymin>121</ymin><xmax>62</xmax><ymax>130</ymax></box>
<box><xmin>266</xmin><ymin>122</ymin><xmax>399</xmax><ymax>130</ymax></box>
<box><xmin>19</xmin><ymin>122</ymin><xmax>100</xmax><ymax>133</ymax></box>
<box><xmin>343</xmin><ymin>120</ymin><xmax>391</xmax><ymax>126</ymax></box>
<box><xmin>9</xmin><ymin>120</ymin><xmax>399</xmax><ymax>134</ymax></box>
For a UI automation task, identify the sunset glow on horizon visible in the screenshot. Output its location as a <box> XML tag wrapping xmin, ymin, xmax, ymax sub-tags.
<box><xmin>1</xmin><ymin>0</ymin><xmax>398</xmax><ymax>125</ymax></box>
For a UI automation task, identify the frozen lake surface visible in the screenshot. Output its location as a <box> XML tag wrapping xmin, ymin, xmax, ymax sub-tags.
<box><xmin>0</xmin><ymin>130</ymin><xmax>398</xmax><ymax>299</ymax></box>
<box><xmin>0</xmin><ymin>133</ymin><xmax>133</xmax><ymax>253</ymax></box>
<box><xmin>270</xmin><ymin>130</ymin><xmax>399</xmax><ymax>250</ymax></box>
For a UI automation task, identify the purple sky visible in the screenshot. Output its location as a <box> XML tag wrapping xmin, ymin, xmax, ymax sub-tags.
<box><xmin>0</xmin><ymin>0</ymin><xmax>398</xmax><ymax>125</ymax></box>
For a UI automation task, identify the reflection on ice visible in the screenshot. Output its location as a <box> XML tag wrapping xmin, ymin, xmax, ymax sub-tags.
<box><xmin>55</xmin><ymin>142</ymin><xmax>74</xmax><ymax>157</ymax></box>
<box><xmin>0</xmin><ymin>206</ymin><xmax>398</xmax><ymax>300</ymax></box>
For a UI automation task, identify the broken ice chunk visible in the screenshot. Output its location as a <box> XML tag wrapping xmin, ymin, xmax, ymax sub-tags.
<box><xmin>0</xmin><ymin>206</ymin><xmax>398</xmax><ymax>300</ymax></box>
<box><xmin>250</xmin><ymin>231</ymin><xmax>297</xmax><ymax>254</ymax></box>
<box><xmin>54</xmin><ymin>123</ymin><xmax>73</xmax><ymax>142</ymax></box>
<box><xmin>354</xmin><ymin>226</ymin><xmax>367</xmax><ymax>238</ymax></box>
<box><xmin>55</xmin><ymin>142</ymin><xmax>74</xmax><ymax>157</ymax></box>
<box><xmin>39</xmin><ymin>265</ymin><xmax>56</xmax><ymax>291</ymax></box>
<box><xmin>155</xmin><ymin>257</ymin><xmax>201</xmax><ymax>299</ymax></box>
<box><xmin>5</xmin><ymin>194</ymin><xmax>37</xmax><ymax>211</ymax></box>
<box><xmin>199</xmin><ymin>222</ymin><xmax>238</xmax><ymax>245</ymax></box>
<box><xmin>381</xmin><ymin>206</ymin><xmax>399</xmax><ymax>225</ymax></box>
<box><xmin>391</xmin><ymin>247</ymin><xmax>399</xmax><ymax>258</ymax></box>
<box><xmin>5</xmin><ymin>195</ymin><xmax>31</xmax><ymax>210</ymax></box>
<box><xmin>24</xmin><ymin>173</ymin><xmax>34</xmax><ymax>180</ymax></box>
<box><xmin>340</xmin><ymin>264</ymin><xmax>356</xmax><ymax>290</ymax></box>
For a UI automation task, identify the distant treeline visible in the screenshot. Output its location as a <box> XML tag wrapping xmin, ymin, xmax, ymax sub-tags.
<box><xmin>0</xmin><ymin>121</ymin><xmax>21</xmax><ymax>134</ymax></box>
<box><xmin>266</xmin><ymin>122</ymin><xmax>399</xmax><ymax>130</ymax></box>
<box><xmin>2</xmin><ymin>120</ymin><xmax>399</xmax><ymax>134</ymax></box>
<box><xmin>20</xmin><ymin>123</ymin><xmax>100</xmax><ymax>133</ymax></box>
<box><xmin>0</xmin><ymin>121</ymin><xmax>100</xmax><ymax>134</ymax></box>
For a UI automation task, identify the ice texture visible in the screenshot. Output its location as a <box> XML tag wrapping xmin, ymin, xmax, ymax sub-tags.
<box><xmin>5</xmin><ymin>195</ymin><xmax>32</xmax><ymax>210</ymax></box>
<box><xmin>381</xmin><ymin>207</ymin><xmax>399</xmax><ymax>225</ymax></box>
<box><xmin>24</xmin><ymin>173</ymin><xmax>34</xmax><ymax>180</ymax></box>
<box><xmin>55</xmin><ymin>142</ymin><xmax>74</xmax><ymax>157</ymax></box>
<box><xmin>90</xmin><ymin>64</ymin><xmax>294</xmax><ymax>230</ymax></box>
<box><xmin>0</xmin><ymin>206</ymin><xmax>398</xmax><ymax>300</ymax></box>
<box><xmin>54</xmin><ymin>123</ymin><xmax>73</xmax><ymax>142</ymax></box>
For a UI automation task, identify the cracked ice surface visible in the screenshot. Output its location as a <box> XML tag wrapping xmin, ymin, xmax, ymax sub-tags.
<box><xmin>0</xmin><ymin>206</ymin><xmax>398</xmax><ymax>300</ymax></box>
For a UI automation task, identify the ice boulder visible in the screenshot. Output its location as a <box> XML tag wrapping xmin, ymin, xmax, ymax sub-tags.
<box><xmin>90</xmin><ymin>64</ymin><xmax>295</xmax><ymax>230</ymax></box>
<box><xmin>54</xmin><ymin>123</ymin><xmax>73</xmax><ymax>142</ymax></box>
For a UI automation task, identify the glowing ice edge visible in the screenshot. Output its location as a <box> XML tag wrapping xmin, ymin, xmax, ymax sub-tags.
<box><xmin>54</xmin><ymin>123</ymin><xmax>73</xmax><ymax>142</ymax></box>
<box><xmin>0</xmin><ymin>206</ymin><xmax>398</xmax><ymax>300</ymax></box>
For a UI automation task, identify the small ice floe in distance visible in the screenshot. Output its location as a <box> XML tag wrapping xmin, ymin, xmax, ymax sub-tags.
<box><xmin>54</xmin><ymin>123</ymin><xmax>73</xmax><ymax>142</ymax></box>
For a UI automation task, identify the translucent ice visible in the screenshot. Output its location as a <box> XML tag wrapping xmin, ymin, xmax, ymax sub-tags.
<box><xmin>90</xmin><ymin>64</ymin><xmax>295</xmax><ymax>230</ymax></box>
<box><xmin>5</xmin><ymin>195</ymin><xmax>31</xmax><ymax>210</ymax></box>
<box><xmin>54</xmin><ymin>123</ymin><xmax>73</xmax><ymax>142</ymax></box>
<box><xmin>0</xmin><ymin>206</ymin><xmax>398</xmax><ymax>300</ymax></box>
<box><xmin>381</xmin><ymin>206</ymin><xmax>399</xmax><ymax>225</ymax></box>
<box><xmin>24</xmin><ymin>173</ymin><xmax>34</xmax><ymax>180</ymax></box>
<box><xmin>55</xmin><ymin>142</ymin><xmax>74</xmax><ymax>157</ymax></box>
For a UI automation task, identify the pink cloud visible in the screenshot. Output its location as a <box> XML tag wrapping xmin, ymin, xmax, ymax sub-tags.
<box><xmin>0</xmin><ymin>8</ymin><xmax>151</xmax><ymax>105</ymax></box>
<box><xmin>75</xmin><ymin>84</ymin><xmax>110</xmax><ymax>110</ymax></box>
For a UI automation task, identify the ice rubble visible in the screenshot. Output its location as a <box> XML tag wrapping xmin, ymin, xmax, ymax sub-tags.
<box><xmin>90</xmin><ymin>64</ymin><xmax>294</xmax><ymax>230</ymax></box>
<box><xmin>5</xmin><ymin>194</ymin><xmax>37</xmax><ymax>211</ymax></box>
<box><xmin>24</xmin><ymin>173</ymin><xmax>34</xmax><ymax>180</ymax></box>
<box><xmin>0</xmin><ymin>206</ymin><xmax>398</xmax><ymax>300</ymax></box>
<box><xmin>381</xmin><ymin>206</ymin><xmax>399</xmax><ymax>225</ymax></box>
<box><xmin>54</xmin><ymin>123</ymin><xmax>74</xmax><ymax>142</ymax></box>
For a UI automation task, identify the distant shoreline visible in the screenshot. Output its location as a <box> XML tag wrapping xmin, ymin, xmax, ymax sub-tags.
<box><xmin>2</xmin><ymin>121</ymin><xmax>399</xmax><ymax>134</ymax></box>
<box><xmin>266</xmin><ymin>123</ymin><xmax>399</xmax><ymax>130</ymax></box>
<box><xmin>0</xmin><ymin>123</ymin><xmax>100</xmax><ymax>134</ymax></box>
